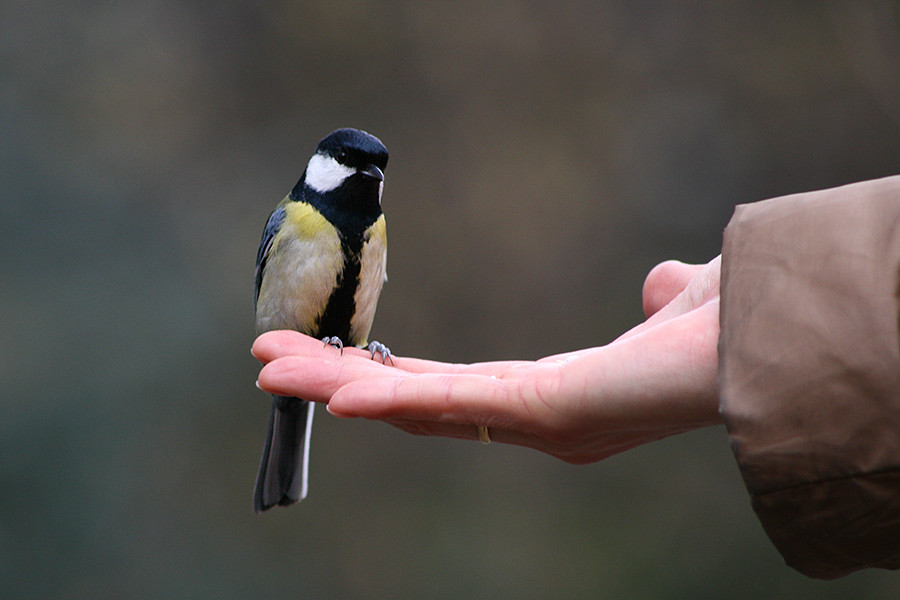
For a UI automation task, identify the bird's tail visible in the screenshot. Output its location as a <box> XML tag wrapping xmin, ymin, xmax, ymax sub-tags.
<box><xmin>253</xmin><ymin>396</ymin><xmax>314</xmax><ymax>512</ymax></box>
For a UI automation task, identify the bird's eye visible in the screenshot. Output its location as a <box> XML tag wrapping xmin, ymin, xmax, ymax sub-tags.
<box><xmin>336</xmin><ymin>151</ymin><xmax>348</xmax><ymax>163</ymax></box>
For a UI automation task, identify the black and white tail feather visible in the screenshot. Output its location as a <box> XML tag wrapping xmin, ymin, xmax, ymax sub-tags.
<box><xmin>253</xmin><ymin>396</ymin><xmax>314</xmax><ymax>511</ymax></box>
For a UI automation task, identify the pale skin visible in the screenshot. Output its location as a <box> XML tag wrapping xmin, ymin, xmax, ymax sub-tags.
<box><xmin>253</xmin><ymin>257</ymin><xmax>724</xmax><ymax>464</ymax></box>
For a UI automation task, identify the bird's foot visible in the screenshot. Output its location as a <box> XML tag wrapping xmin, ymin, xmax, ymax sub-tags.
<box><xmin>366</xmin><ymin>341</ymin><xmax>393</xmax><ymax>365</ymax></box>
<box><xmin>322</xmin><ymin>336</ymin><xmax>344</xmax><ymax>354</ymax></box>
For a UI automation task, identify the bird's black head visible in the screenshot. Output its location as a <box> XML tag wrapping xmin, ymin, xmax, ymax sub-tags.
<box><xmin>294</xmin><ymin>128</ymin><xmax>389</xmax><ymax>241</ymax></box>
<box><xmin>316</xmin><ymin>128</ymin><xmax>388</xmax><ymax>175</ymax></box>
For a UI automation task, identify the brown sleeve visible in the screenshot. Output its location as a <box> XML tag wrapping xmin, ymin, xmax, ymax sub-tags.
<box><xmin>718</xmin><ymin>176</ymin><xmax>900</xmax><ymax>579</ymax></box>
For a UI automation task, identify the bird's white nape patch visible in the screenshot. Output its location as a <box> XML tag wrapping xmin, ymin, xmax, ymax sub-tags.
<box><xmin>305</xmin><ymin>152</ymin><xmax>355</xmax><ymax>193</ymax></box>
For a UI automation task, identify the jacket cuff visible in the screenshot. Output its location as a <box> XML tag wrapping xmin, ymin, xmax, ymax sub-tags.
<box><xmin>718</xmin><ymin>176</ymin><xmax>900</xmax><ymax>578</ymax></box>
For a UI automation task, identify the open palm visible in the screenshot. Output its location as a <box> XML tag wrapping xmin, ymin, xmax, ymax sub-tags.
<box><xmin>254</xmin><ymin>257</ymin><xmax>723</xmax><ymax>464</ymax></box>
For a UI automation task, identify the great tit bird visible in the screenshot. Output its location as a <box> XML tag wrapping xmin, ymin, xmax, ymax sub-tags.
<box><xmin>253</xmin><ymin>128</ymin><xmax>390</xmax><ymax>512</ymax></box>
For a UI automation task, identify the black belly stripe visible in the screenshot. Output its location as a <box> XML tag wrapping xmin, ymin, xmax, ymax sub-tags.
<box><xmin>299</xmin><ymin>176</ymin><xmax>382</xmax><ymax>346</ymax></box>
<box><xmin>314</xmin><ymin>234</ymin><xmax>363</xmax><ymax>344</ymax></box>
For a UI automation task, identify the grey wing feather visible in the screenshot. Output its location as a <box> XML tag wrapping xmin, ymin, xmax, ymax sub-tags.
<box><xmin>254</xmin><ymin>206</ymin><xmax>286</xmax><ymax>308</ymax></box>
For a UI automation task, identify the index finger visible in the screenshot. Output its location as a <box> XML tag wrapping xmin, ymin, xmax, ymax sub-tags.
<box><xmin>252</xmin><ymin>329</ymin><xmax>532</xmax><ymax>376</ymax></box>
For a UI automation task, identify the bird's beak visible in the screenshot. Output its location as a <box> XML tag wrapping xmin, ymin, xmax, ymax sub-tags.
<box><xmin>358</xmin><ymin>163</ymin><xmax>384</xmax><ymax>182</ymax></box>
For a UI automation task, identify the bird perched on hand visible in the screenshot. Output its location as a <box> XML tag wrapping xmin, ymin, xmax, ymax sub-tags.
<box><xmin>253</xmin><ymin>128</ymin><xmax>390</xmax><ymax>512</ymax></box>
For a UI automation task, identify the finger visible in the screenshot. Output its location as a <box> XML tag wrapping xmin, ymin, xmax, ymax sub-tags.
<box><xmin>642</xmin><ymin>260</ymin><xmax>706</xmax><ymax>318</ymax></box>
<box><xmin>257</xmin><ymin>353</ymin><xmax>402</xmax><ymax>402</ymax></box>
<box><xmin>643</xmin><ymin>256</ymin><xmax>721</xmax><ymax>327</ymax></box>
<box><xmin>326</xmin><ymin>373</ymin><xmax>513</xmax><ymax>424</ymax></box>
<box><xmin>256</xmin><ymin>351</ymin><xmax>522</xmax><ymax>403</ymax></box>
<box><xmin>381</xmin><ymin>419</ymin><xmax>564</xmax><ymax>456</ymax></box>
<box><xmin>252</xmin><ymin>329</ymin><xmax>531</xmax><ymax>378</ymax></box>
<box><xmin>252</xmin><ymin>330</ymin><xmax>406</xmax><ymax>363</ymax></box>
<box><xmin>383</xmin><ymin>418</ymin><xmax>496</xmax><ymax>442</ymax></box>
<box><xmin>380</xmin><ymin>417</ymin><xmax>658</xmax><ymax>465</ymax></box>
<box><xmin>251</xmin><ymin>330</ymin><xmax>445</xmax><ymax>372</ymax></box>
<box><xmin>251</xmin><ymin>330</ymin><xmax>326</xmax><ymax>362</ymax></box>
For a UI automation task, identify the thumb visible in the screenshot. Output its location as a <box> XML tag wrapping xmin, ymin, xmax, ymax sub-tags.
<box><xmin>642</xmin><ymin>260</ymin><xmax>706</xmax><ymax>318</ymax></box>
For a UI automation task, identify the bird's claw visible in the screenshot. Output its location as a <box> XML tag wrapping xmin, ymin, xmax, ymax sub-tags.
<box><xmin>367</xmin><ymin>341</ymin><xmax>394</xmax><ymax>365</ymax></box>
<box><xmin>322</xmin><ymin>336</ymin><xmax>344</xmax><ymax>354</ymax></box>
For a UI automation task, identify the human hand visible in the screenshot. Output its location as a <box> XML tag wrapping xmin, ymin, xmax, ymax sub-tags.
<box><xmin>253</xmin><ymin>256</ymin><xmax>723</xmax><ymax>464</ymax></box>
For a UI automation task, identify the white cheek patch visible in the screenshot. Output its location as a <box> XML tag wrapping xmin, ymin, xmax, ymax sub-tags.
<box><xmin>305</xmin><ymin>152</ymin><xmax>355</xmax><ymax>193</ymax></box>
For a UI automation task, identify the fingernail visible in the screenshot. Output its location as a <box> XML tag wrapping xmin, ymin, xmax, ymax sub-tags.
<box><xmin>255</xmin><ymin>380</ymin><xmax>262</xmax><ymax>390</ymax></box>
<box><xmin>326</xmin><ymin>403</ymin><xmax>346</xmax><ymax>417</ymax></box>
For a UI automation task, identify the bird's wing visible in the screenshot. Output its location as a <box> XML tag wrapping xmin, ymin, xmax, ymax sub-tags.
<box><xmin>254</xmin><ymin>205</ymin><xmax>287</xmax><ymax>307</ymax></box>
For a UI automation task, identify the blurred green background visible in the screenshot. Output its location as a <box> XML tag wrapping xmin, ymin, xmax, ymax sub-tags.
<box><xmin>3</xmin><ymin>1</ymin><xmax>899</xmax><ymax>598</ymax></box>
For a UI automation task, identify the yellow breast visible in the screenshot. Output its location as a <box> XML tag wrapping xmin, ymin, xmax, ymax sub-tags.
<box><xmin>255</xmin><ymin>199</ymin><xmax>344</xmax><ymax>334</ymax></box>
